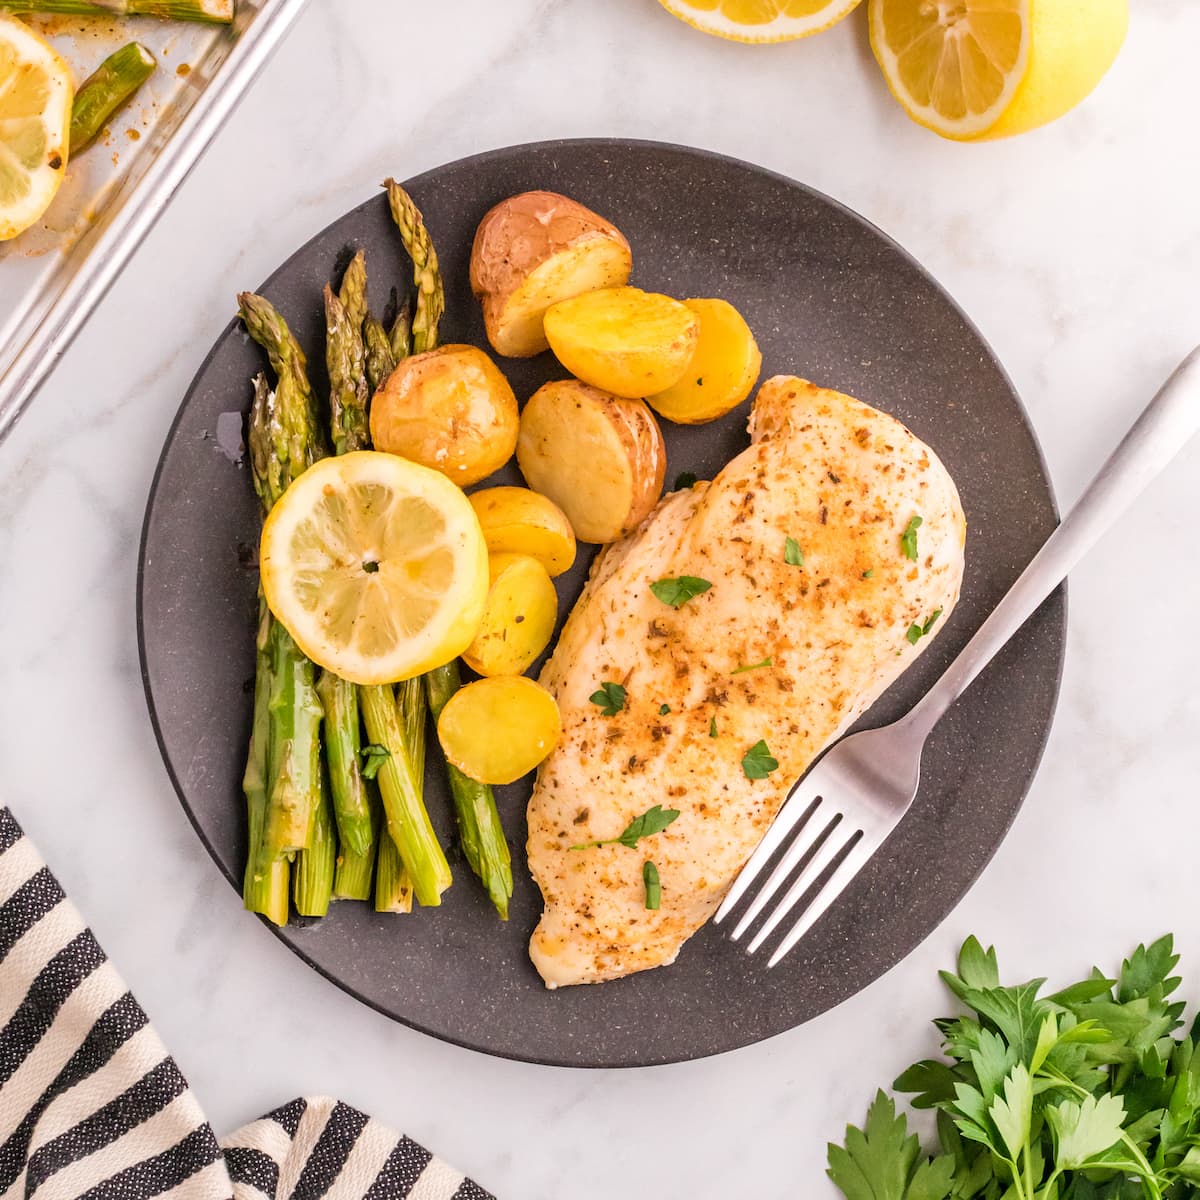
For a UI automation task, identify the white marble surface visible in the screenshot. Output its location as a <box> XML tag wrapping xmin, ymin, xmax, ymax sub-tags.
<box><xmin>2</xmin><ymin>1</ymin><xmax>1199</xmax><ymax>1196</ymax></box>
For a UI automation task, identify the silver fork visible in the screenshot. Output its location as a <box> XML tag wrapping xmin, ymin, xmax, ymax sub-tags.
<box><xmin>714</xmin><ymin>346</ymin><xmax>1200</xmax><ymax>968</ymax></box>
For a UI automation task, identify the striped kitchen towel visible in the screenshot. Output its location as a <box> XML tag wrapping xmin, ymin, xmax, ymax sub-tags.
<box><xmin>0</xmin><ymin>808</ymin><xmax>494</xmax><ymax>1200</ymax></box>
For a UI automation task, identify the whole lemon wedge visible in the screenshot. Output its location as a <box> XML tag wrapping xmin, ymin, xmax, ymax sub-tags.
<box><xmin>869</xmin><ymin>0</ymin><xmax>1128</xmax><ymax>141</ymax></box>
<box><xmin>658</xmin><ymin>0</ymin><xmax>863</xmax><ymax>43</ymax></box>
<box><xmin>0</xmin><ymin>14</ymin><xmax>73</xmax><ymax>242</ymax></box>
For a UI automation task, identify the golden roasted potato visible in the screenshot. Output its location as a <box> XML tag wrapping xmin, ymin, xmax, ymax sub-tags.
<box><xmin>646</xmin><ymin>298</ymin><xmax>762</xmax><ymax>424</ymax></box>
<box><xmin>516</xmin><ymin>379</ymin><xmax>666</xmax><ymax>544</ymax></box>
<box><xmin>543</xmin><ymin>287</ymin><xmax>700</xmax><ymax>399</ymax></box>
<box><xmin>369</xmin><ymin>344</ymin><xmax>518</xmax><ymax>487</ymax></box>
<box><xmin>462</xmin><ymin>552</ymin><xmax>559</xmax><ymax>677</ymax></box>
<box><xmin>468</xmin><ymin>486</ymin><xmax>577</xmax><ymax>577</ymax></box>
<box><xmin>437</xmin><ymin>675</ymin><xmax>562</xmax><ymax>785</ymax></box>
<box><xmin>470</xmin><ymin>191</ymin><xmax>632</xmax><ymax>358</ymax></box>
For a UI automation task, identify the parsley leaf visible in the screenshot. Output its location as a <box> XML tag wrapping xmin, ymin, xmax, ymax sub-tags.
<box><xmin>906</xmin><ymin>609</ymin><xmax>944</xmax><ymax>645</ymax></box>
<box><xmin>673</xmin><ymin>471</ymin><xmax>698</xmax><ymax>491</ymax></box>
<box><xmin>785</xmin><ymin>537</ymin><xmax>804</xmax><ymax>566</ymax></box>
<box><xmin>827</xmin><ymin>1091</ymin><xmax>954</xmax><ymax>1200</ymax></box>
<box><xmin>589</xmin><ymin>681</ymin><xmax>626</xmax><ymax>717</ymax></box>
<box><xmin>570</xmin><ymin>804</ymin><xmax>680</xmax><ymax>852</ymax></box>
<box><xmin>360</xmin><ymin>743</ymin><xmax>390</xmax><ymax>781</ymax></box>
<box><xmin>732</xmin><ymin>657</ymin><xmax>773</xmax><ymax>675</ymax></box>
<box><xmin>650</xmin><ymin>575</ymin><xmax>712</xmax><ymax>608</ymax></box>
<box><xmin>741</xmin><ymin>740</ymin><xmax>779</xmax><ymax>780</ymax></box>
<box><xmin>709</xmin><ymin>717</ymin><xmax>718</xmax><ymax>738</ymax></box>
<box><xmin>659</xmin><ymin>703</ymin><xmax>671</xmax><ymax>715</ymax></box>
<box><xmin>1046</xmin><ymin>1094</ymin><xmax>1127</xmax><ymax>1169</ymax></box>
<box><xmin>862</xmin><ymin>569</ymin><xmax>874</xmax><ymax>579</ymax></box>
<box><xmin>643</xmin><ymin>860</ymin><xmax>660</xmax><ymax>910</ymax></box>
<box><xmin>901</xmin><ymin>515</ymin><xmax>923</xmax><ymax>561</ymax></box>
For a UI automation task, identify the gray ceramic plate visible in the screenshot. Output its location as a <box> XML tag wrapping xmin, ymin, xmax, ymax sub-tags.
<box><xmin>138</xmin><ymin>139</ymin><xmax>1064</xmax><ymax>1068</ymax></box>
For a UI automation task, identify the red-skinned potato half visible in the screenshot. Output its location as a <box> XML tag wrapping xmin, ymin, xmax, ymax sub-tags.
<box><xmin>470</xmin><ymin>191</ymin><xmax>633</xmax><ymax>359</ymax></box>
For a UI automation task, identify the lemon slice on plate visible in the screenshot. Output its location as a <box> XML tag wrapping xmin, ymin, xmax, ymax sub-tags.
<box><xmin>260</xmin><ymin>451</ymin><xmax>489</xmax><ymax>685</ymax></box>
<box><xmin>0</xmin><ymin>14</ymin><xmax>73</xmax><ymax>242</ymax></box>
<box><xmin>658</xmin><ymin>0</ymin><xmax>863</xmax><ymax>43</ymax></box>
<box><xmin>869</xmin><ymin>0</ymin><xmax>1030</xmax><ymax>139</ymax></box>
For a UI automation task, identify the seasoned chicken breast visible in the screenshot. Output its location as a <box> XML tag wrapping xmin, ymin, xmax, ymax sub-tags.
<box><xmin>528</xmin><ymin>378</ymin><xmax>967</xmax><ymax>988</ymax></box>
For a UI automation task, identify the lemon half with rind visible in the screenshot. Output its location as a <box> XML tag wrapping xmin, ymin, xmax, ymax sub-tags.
<box><xmin>260</xmin><ymin>451</ymin><xmax>489</xmax><ymax>685</ymax></box>
<box><xmin>659</xmin><ymin>0</ymin><xmax>864</xmax><ymax>44</ymax></box>
<box><xmin>0</xmin><ymin>14</ymin><xmax>73</xmax><ymax>242</ymax></box>
<box><xmin>869</xmin><ymin>0</ymin><xmax>1031</xmax><ymax>140</ymax></box>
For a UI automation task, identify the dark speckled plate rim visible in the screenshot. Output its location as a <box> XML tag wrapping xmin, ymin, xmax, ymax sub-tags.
<box><xmin>136</xmin><ymin>137</ymin><xmax>1066</xmax><ymax>1068</ymax></box>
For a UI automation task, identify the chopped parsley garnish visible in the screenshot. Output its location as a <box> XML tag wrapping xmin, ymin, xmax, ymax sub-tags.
<box><xmin>732</xmin><ymin>657</ymin><xmax>773</xmax><ymax>675</ymax></box>
<box><xmin>361</xmin><ymin>743</ymin><xmax>391</xmax><ymax>781</ymax></box>
<box><xmin>742</xmin><ymin>740</ymin><xmax>779</xmax><ymax>781</ymax></box>
<box><xmin>570</xmin><ymin>804</ymin><xmax>680</xmax><ymax>852</ymax></box>
<box><xmin>589</xmin><ymin>681</ymin><xmax>627</xmax><ymax>717</ymax></box>
<box><xmin>643</xmin><ymin>861</ymin><xmax>661</xmax><ymax>910</ymax></box>
<box><xmin>901</xmin><ymin>515</ymin><xmax>923</xmax><ymax>561</ymax></box>
<box><xmin>785</xmin><ymin>537</ymin><xmax>804</xmax><ymax>567</ymax></box>
<box><xmin>659</xmin><ymin>703</ymin><xmax>671</xmax><ymax>715</ymax></box>
<box><xmin>862</xmin><ymin>569</ymin><xmax>874</xmax><ymax>579</ymax></box>
<box><xmin>650</xmin><ymin>575</ymin><xmax>712</xmax><ymax>609</ymax></box>
<box><xmin>709</xmin><ymin>718</ymin><xmax>719</xmax><ymax>738</ymax></box>
<box><xmin>673</xmin><ymin>471</ymin><xmax>698</xmax><ymax>491</ymax></box>
<box><xmin>906</xmin><ymin>607</ymin><xmax>944</xmax><ymax>645</ymax></box>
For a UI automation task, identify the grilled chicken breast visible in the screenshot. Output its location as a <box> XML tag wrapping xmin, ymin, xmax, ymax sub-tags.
<box><xmin>528</xmin><ymin>377</ymin><xmax>967</xmax><ymax>988</ymax></box>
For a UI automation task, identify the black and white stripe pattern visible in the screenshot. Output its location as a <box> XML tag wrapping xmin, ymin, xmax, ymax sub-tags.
<box><xmin>0</xmin><ymin>810</ymin><xmax>494</xmax><ymax>1200</ymax></box>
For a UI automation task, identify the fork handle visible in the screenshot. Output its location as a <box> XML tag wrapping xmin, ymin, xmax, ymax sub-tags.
<box><xmin>905</xmin><ymin>345</ymin><xmax>1200</xmax><ymax>737</ymax></box>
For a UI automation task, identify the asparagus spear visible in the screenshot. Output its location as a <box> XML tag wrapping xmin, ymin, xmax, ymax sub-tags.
<box><xmin>318</xmin><ymin>268</ymin><xmax>376</xmax><ymax>868</ymax></box>
<box><xmin>362</xmin><ymin>315</ymin><xmax>396</xmax><ymax>395</ymax></box>
<box><xmin>375</xmin><ymin>678</ymin><xmax>426</xmax><ymax>913</ymax></box>
<box><xmin>315</xmin><ymin>669</ymin><xmax>372</xmax><ymax>856</ymax></box>
<box><xmin>0</xmin><ymin>0</ymin><xmax>232</xmax><ymax>18</ymax></box>
<box><xmin>389</xmin><ymin>298</ymin><xmax>412</xmax><ymax>363</ymax></box>
<box><xmin>333</xmin><ymin>792</ymin><xmax>377</xmax><ymax>901</ymax></box>
<box><xmin>242</xmin><ymin>590</ymin><xmax>289</xmax><ymax>925</ymax></box>
<box><xmin>70</xmin><ymin>42</ymin><xmax>156</xmax><ymax>155</ymax></box>
<box><xmin>360</xmin><ymin>683</ymin><xmax>451</xmax><ymax>908</ymax></box>
<box><xmin>425</xmin><ymin>663</ymin><xmax>513</xmax><ymax>919</ymax></box>
<box><xmin>239</xmin><ymin>291</ymin><xmax>327</xmax><ymax>472</ymax></box>
<box><xmin>384</xmin><ymin>179</ymin><xmax>444</xmax><ymax>355</ymax></box>
<box><xmin>374</xmin><ymin>827</ymin><xmax>412</xmax><ymax>914</ymax></box>
<box><xmin>293</xmin><ymin>773</ymin><xmax>336</xmax><ymax>918</ymax></box>
<box><xmin>337</xmin><ymin>250</ymin><xmax>369</xmax><ymax>341</ymax></box>
<box><xmin>240</xmin><ymin>294</ymin><xmax>325</xmax><ymax>858</ymax></box>
<box><xmin>242</xmin><ymin>375</ymin><xmax>291</xmax><ymax>922</ymax></box>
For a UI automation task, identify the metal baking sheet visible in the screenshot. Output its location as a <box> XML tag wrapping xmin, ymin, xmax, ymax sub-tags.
<box><xmin>0</xmin><ymin>0</ymin><xmax>309</xmax><ymax>445</ymax></box>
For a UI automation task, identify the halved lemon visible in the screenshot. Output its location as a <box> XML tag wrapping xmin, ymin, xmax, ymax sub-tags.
<box><xmin>658</xmin><ymin>0</ymin><xmax>863</xmax><ymax>43</ymax></box>
<box><xmin>260</xmin><ymin>451</ymin><xmax>489</xmax><ymax>685</ymax></box>
<box><xmin>0</xmin><ymin>15</ymin><xmax>73</xmax><ymax>242</ymax></box>
<box><xmin>869</xmin><ymin>0</ymin><xmax>1030</xmax><ymax>140</ymax></box>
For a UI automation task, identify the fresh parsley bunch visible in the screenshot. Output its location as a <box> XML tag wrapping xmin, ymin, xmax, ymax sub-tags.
<box><xmin>829</xmin><ymin>936</ymin><xmax>1200</xmax><ymax>1199</ymax></box>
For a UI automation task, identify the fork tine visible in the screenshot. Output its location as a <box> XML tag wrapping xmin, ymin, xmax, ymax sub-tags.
<box><xmin>728</xmin><ymin>804</ymin><xmax>839</xmax><ymax>941</ymax></box>
<box><xmin>745</xmin><ymin>822</ymin><xmax>860</xmax><ymax>953</ymax></box>
<box><xmin>764</xmin><ymin>834</ymin><xmax>883</xmax><ymax>968</ymax></box>
<box><xmin>713</xmin><ymin>781</ymin><xmax>821</xmax><ymax>923</ymax></box>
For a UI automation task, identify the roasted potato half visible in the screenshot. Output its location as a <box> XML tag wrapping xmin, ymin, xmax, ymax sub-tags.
<box><xmin>646</xmin><ymin>298</ymin><xmax>762</xmax><ymax>424</ymax></box>
<box><xmin>517</xmin><ymin>379</ymin><xmax>666</xmax><ymax>544</ymax></box>
<box><xmin>369</xmin><ymin>344</ymin><xmax>518</xmax><ymax>487</ymax></box>
<box><xmin>470</xmin><ymin>191</ymin><xmax>632</xmax><ymax>358</ymax></box>
<box><xmin>437</xmin><ymin>675</ymin><xmax>562</xmax><ymax>786</ymax></box>
<box><xmin>543</xmin><ymin>287</ymin><xmax>700</xmax><ymax>399</ymax></box>
<box><xmin>468</xmin><ymin>486</ymin><xmax>577</xmax><ymax>576</ymax></box>
<box><xmin>462</xmin><ymin>552</ymin><xmax>559</xmax><ymax>678</ymax></box>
